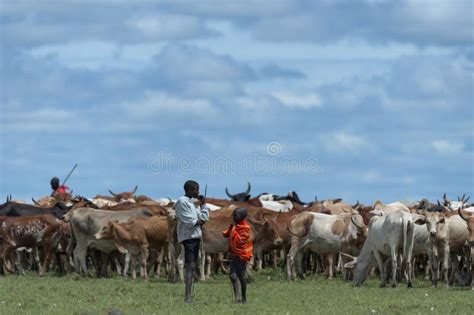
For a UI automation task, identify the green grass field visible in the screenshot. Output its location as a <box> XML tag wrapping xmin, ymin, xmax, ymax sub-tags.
<box><xmin>0</xmin><ymin>269</ymin><xmax>472</xmax><ymax>314</ymax></box>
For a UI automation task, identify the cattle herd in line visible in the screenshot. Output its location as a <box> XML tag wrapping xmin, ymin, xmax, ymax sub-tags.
<box><xmin>0</xmin><ymin>183</ymin><xmax>473</xmax><ymax>291</ymax></box>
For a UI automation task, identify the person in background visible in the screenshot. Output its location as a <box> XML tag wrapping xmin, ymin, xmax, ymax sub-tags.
<box><xmin>222</xmin><ymin>207</ymin><xmax>253</xmax><ymax>304</ymax></box>
<box><xmin>50</xmin><ymin>176</ymin><xmax>69</xmax><ymax>197</ymax></box>
<box><xmin>174</xmin><ymin>180</ymin><xmax>209</xmax><ymax>304</ymax></box>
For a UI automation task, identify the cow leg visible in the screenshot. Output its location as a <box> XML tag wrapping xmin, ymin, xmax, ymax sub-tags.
<box><xmin>177</xmin><ymin>247</ymin><xmax>184</xmax><ymax>282</ymax></box>
<box><xmin>39</xmin><ymin>244</ymin><xmax>54</xmax><ymax>277</ymax></box>
<box><xmin>272</xmin><ymin>250</ymin><xmax>278</xmax><ymax>269</ymax></box>
<box><xmin>122</xmin><ymin>253</ymin><xmax>130</xmax><ymax>277</ymax></box>
<box><xmin>129</xmin><ymin>255</ymin><xmax>136</xmax><ymax>280</ymax></box>
<box><xmin>155</xmin><ymin>248</ymin><xmax>164</xmax><ymax>279</ymax></box>
<box><xmin>15</xmin><ymin>250</ymin><xmax>25</xmax><ymax>275</ymax></box>
<box><xmin>205</xmin><ymin>253</ymin><xmax>212</xmax><ymax>278</ymax></box>
<box><xmin>326</xmin><ymin>254</ymin><xmax>334</xmax><ymax>279</ymax></box>
<box><xmin>429</xmin><ymin>250</ymin><xmax>439</xmax><ymax>287</ymax></box>
<box><xmin>140</xmin><ymin>245</ymin><xmax>149</xmax><ymax>281</ymax></box>
<box><xmin>372</xmin><ymin>250</ymin><xmax>386</xmax><ymax>287</ymax></box>
<box><xmin>424</xmin><ymin>259</ymin><xmax>431</xmax><ymax>281</ymax></box>
<box><xmin>256</xmin><ymin>251</ymin><xmax>263</xmax><ymax>270</ymax></box>
<box><xmin>199</xmin><ymin>246</ymin><xmax>206</xmax><ymax>281</ymax></box>
<box><xmin>73</xmin><ymin>246</ymin><xmax>88</xmax><ymax>276</ymax></box>
<box><xmin>440</xmin><ymin>247</ymin><xmax>449</xmax><ymax>288</ymax></box>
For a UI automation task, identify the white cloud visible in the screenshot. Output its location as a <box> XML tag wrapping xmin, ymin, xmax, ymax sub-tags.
<box><xmin>322</xmin><ymin>132</ymin><xmax>374</xmax><ymax>154</ymax></box>
<box><xmin>122</xmin><ymin>91</ymin><xmax>218</xmax><ymax>119</ymax></box>
<box><xmin>431</xmin><ymin>140</ymin><xmax>464</xmax><ymax>155</ymax></box>
<box><xmin>272</xmin><ymin>92</ymin><xmax>322</xmax><ymax>109</ymax></box>
<box><xmin>360</xmin><ymin>170</ymin><xmax>415</xmax><ymax>184</ymax></box>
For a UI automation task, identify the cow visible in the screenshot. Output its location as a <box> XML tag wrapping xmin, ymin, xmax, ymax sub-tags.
<box><xmin>0</xmin><ymin>215</ymin><xmax>65</xmax><ymax>276</ymax></box>
<box><xmin>458</xmin><ymin>208</ymin><xmax>474</xmax><ymax>290</ymax></box>
<box><xmin>63</xmin><ymin>207</ymin><xmax>153</xmax><ymax>277</ymax></box>
<box><xmin>94</xmin><ymin>216</ymin><xmax>170</xmax><ymax>281</ymax></box>
<box><xmin>286</xmin><ymin>211</ymin><xmax>367</xmax><ymax>280</ymax></box>
<box><xmin>344</xmin><ymin>210</ymin><xmax>425</xmax><ymax>288</ymax></box>
<box><xmin>225</xmin><ymin>182</ymin><xmax>253</xmax><ymax>203</ymax></box>
<box><xmin>443</xmin><ymin>193</ymin><xmax>470</xmax><ymax>211</ymax></box>
<box><xmin>0</xmin><ymin>201</ymin><xmax>69</xmax><ymax>219</ymax></box>
<box><xmin>422</xmin><ymin>211</ymin><xmax>450</xmax><ymax>287</ymax></box>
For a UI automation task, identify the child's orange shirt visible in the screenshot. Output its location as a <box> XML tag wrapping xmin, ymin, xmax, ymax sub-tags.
<box><xmin>222</xmin><ymin>220</ymin><xmax>253</xmax><ymax>262</ymax></box>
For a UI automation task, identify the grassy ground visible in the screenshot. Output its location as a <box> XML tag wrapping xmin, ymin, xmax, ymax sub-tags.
<box><xmin>0</xmin><ymin>269</ymin><xmax>472</xmax><ymax>314</ymax></box>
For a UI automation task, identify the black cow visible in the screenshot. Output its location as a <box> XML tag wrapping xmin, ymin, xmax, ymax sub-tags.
<box><xmin>225</xmin><ymin>182</ymin><xmax>252</xmax><ymax>202</ymax></box>
<box><xmin>0</xmin><ymin>202</ymin><xmax>69</xmax><ymax>219</ymax></box>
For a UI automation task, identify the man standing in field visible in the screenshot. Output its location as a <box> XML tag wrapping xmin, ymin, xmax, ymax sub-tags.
<box><xmin>174</xmin><ymin>180</ymin><xmax>209</xmax><ymax>304</ymax></box>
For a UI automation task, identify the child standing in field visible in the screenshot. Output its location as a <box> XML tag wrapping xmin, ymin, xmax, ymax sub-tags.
<box><xmin>222</xmin><ymin>207</ymin><xmax>253</xmax><ymax>304</ymax></box>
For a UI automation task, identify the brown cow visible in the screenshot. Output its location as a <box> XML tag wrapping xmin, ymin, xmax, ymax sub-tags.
<box><xmin>94</xmin><ymin>216</ymin><xmax>170</xmax><ymax>281</ymax></box>
<box><xmin>0</xmin><ymin>215</ymin><xmax>64</xmax><ymax>276</ymax></box>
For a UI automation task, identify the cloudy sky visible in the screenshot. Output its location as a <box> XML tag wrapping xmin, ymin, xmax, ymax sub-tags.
<box><xmin>0</xmin><ymin>0</ymin><xmax>473</xmax><ymax>204</ymax></box>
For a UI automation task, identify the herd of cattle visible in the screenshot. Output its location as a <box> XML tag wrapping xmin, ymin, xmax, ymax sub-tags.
<box><xmin>1</xmin><ymin>183</ymin><xmax>473</xmax><ymax>291</ymax></box>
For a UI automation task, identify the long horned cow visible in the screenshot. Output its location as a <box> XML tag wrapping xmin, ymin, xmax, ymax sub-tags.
<box><xmin>225</xmin><ymin>182</ymin><xmax>251</xmax><ymax>202</ymax></box>
<box><xmin>108</xmin><ymin>185</ymin><xmax>138</xmax><ymax>202</ymax></box>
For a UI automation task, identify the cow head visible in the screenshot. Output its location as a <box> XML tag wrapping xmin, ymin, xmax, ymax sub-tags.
<box><xmin>70</xmin><ymin>196</ymin><xmax>97</xmax><ymax>210</ymax></box>
<box><xmin>443</xmin><ymin>193</ymin><xmax>469</xmax><ymax>211</ymax></box>
<box><xmin>108</xmin><ymin>185</ymin><xmax>138</xmax><ymax>202</ymax></box>
<box><xmin>51</xmin><ymin>202</ymin><xmax>69</xmax><ymax>219</ymax></box>
<box><xmin>225</xmin><ymin>182</ymin><xmax>251</xmax><ymax>202</ymax></box>
<box><xmin>248</xmin><ymin>213</ymin><xmax>283</xmax><ymax>248</ymax></box>
<box><xmin>459</xmin><ymin>208</ymin><xmax>474</xmax><ymax>246</ymax></box>
<box><xmin>424</xmin><ymin>211</ymin><xmax>446</xmax><ymax>239</ymax></box>
<box><xmin>94</xmin><ymin>221</ymin><xmax>118</xmax><ymax>240</ymax></box>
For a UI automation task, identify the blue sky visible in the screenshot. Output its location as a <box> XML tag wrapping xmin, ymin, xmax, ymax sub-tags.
<box><xmin>0</xmin><ymin>0</ymin><xmax>473</xmax><ymax>204</ymax></box>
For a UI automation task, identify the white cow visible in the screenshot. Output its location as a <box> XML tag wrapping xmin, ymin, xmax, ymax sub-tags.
<box><xmin>344</xmin><ymin>210</ymin><xmax>425</xmax><ymax>288</ymax></box>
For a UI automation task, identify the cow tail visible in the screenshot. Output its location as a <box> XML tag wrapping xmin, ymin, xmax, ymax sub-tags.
<box><xmin>404</xmin><ymin>218</ymin><xmax>415</xmax><ymax>263</ymax></box>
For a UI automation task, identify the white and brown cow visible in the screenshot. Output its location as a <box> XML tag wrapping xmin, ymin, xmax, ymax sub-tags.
<box><xmin>286</xmin><ymin>211</ymin><xmax>367</xmax><ymax>280</ymax></box>
<box><xmin>0</xmin><ymin>215</ymin><xmax>65</xmax><ymax>276</ymax></box>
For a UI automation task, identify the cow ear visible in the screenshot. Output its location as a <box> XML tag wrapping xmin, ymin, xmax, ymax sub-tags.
<box><xmin>413</xmin><ymin>214</ymin><xmax>425</xmax><ymax>225</ymax></box>
<box><xmin>438</xmin><ymin>217</ymin><xmax>445</xmax><ymax>224</ymax></box>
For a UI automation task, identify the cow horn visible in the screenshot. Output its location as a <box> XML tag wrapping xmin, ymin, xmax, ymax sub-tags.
<box><xmin>458</xmin><ymin>207</ymin><xmax>470</xmax><ymax>222</ymax></box>
<box><xmin>108</xmin><ymin>189</ymin><xmax>119</xmax><ymax>197</ymax></box>
<box><xmin>315</xmin><ymin>195</ymin><xmax>318</xmax><ymax>201</ymax></box>
<box><xmin>31</xmin><ymin>198</ymin><xmax>40</xmax><ymax>205</ymax></box>
<box><xmin>225</xmin><ymin>187</ymin><xmax>233</xmax><ymax>198</ymax></box>
<box><xmin>353</xmin><ymin>200</ymin><xmax>360</xmax><ymax>208</ymax></box>
<box><xmin>245</xmin><ymin>182</ymin><xmax>251</xmax><ymax>195</ymax></box>
<box><xmin>130</xmin><ymin>185</ymin><xmax>138</xmax><ymax>195</ymax></box>
<box><xmin>437</xmin><ymin>200</ymin><xmax>441</xmax><ymax>206</ymax></box>
<box><xmin>461</xmin><ymin>193</ymin><xmax>466</xmax><ymax>202</ymax></box>
<box><xmin>464</xmin><ymin>196</ymin><xmax>470</xmax><ymax>203</ymax></box>
<box><xmin>351</xmin><ymin>215</ymin><xmax>364</xmax><ymax>230</ymax></box>
<box><xmin>443</xmin><ymin>193</ymin><xmax>449</xmax><ymax>204</ymax></box>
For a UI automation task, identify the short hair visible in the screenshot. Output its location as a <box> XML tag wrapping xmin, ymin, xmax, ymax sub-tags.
<box><xmin>183</xmin><ymin>180</ymin><xmax>199</xmax><ymax>192</ymax></box>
